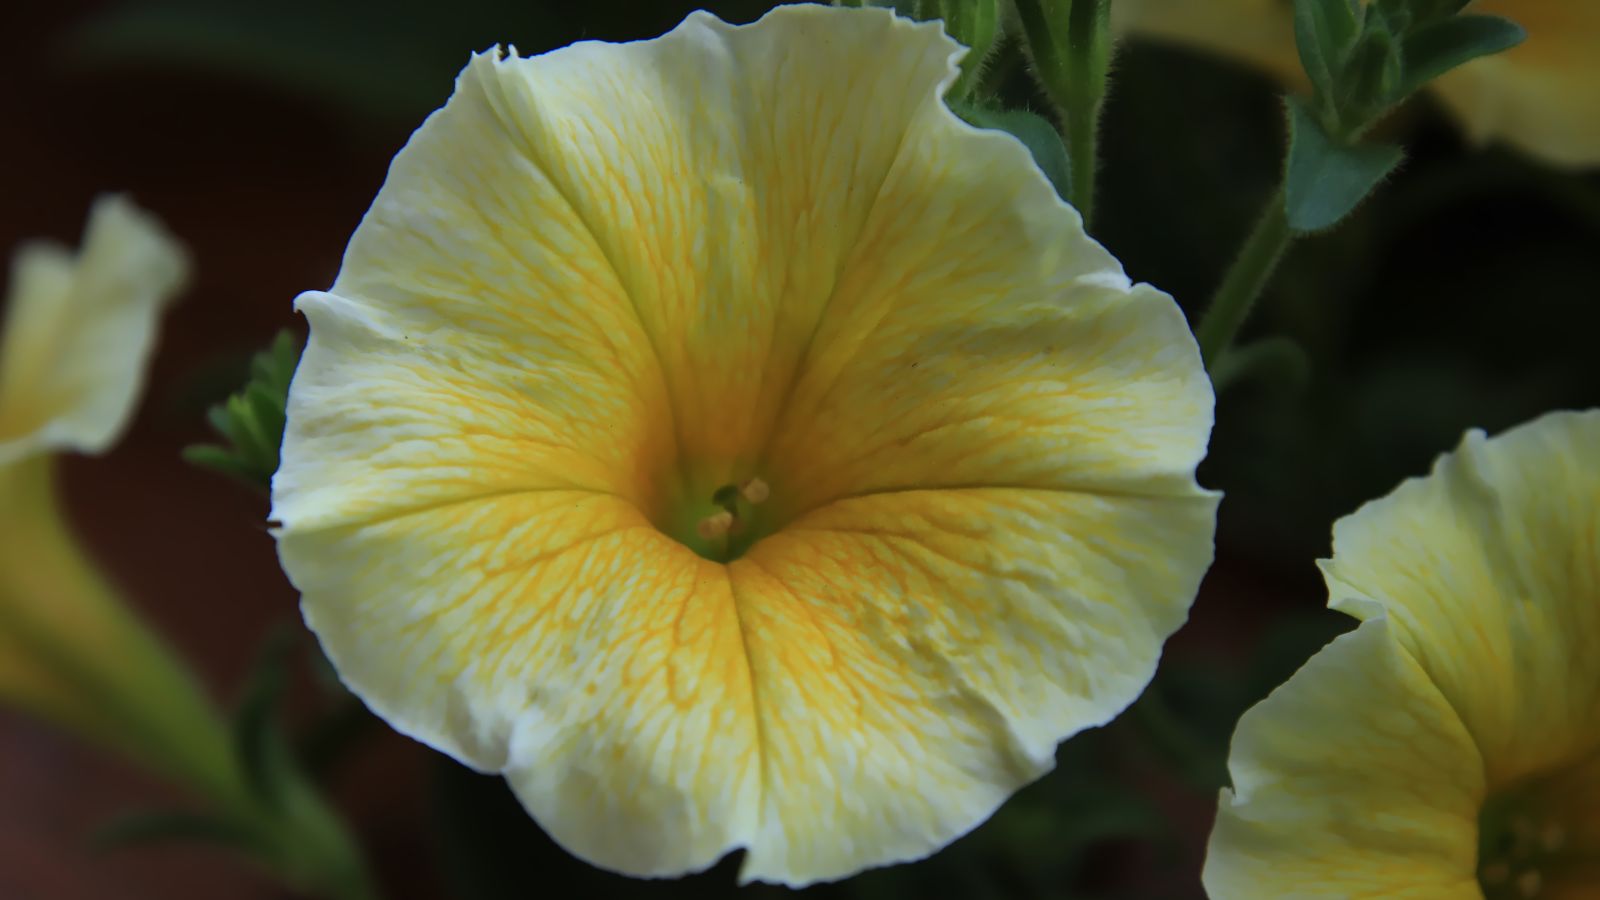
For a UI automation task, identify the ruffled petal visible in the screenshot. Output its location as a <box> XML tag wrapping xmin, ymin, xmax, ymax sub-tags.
<box><xmin>0</xmin><ymin>196</ymin><xmax>189</xmax><ymax>463</ymax></box>
<box><xmin>731</xmin><ymin>484</ymin><xmax>1215</xmax><ymax>883</ymax></box>
<box><xmin>1322</xmin><ymin>409</ymin><xmax>1600</xmax><ymax>784</ymax></box>
<box><xmin>1112</xmin><ymin>0</ymin><xmax>1302</xmax><ymax>84</ymax></box>
<box><xmin>1430</xmin><ymin>0</ymin><xmax>1600</xmax><ymax>168</ymax></box>
<box><xmin>1204</xmin><ymin>615</ymin><xmax>1485</xmax><ymax>899</ymax></box>
<box><xmin>281</xmin><ymin>492</ymin><xmax>761</xmax><ymax>876</ymax></box>
<box><xmin>275</xmin><ymin>4</ymin><xmax>1218</xmax><ymax>884</ymax></box>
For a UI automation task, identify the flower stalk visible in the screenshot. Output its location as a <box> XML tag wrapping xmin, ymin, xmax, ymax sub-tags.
<box><xmin>1014</xmin><ymin>0</ymin><xmax>1112</xmax><ymax>223</ymax></box>
<box><xmin>1195</xmin><ymin>189</ymin><xmax>1294</xmax><ymax>369</ymax></box>
<box><xmin>0</xmin><ymin>459</ymin><xmax>375</xmax><ymax>900</ymax></box>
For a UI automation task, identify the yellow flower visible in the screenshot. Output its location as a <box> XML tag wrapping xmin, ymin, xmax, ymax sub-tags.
<box><xmin>272</xmin><ymin>5</ymin><xmax>1218</xmax><ymax>885</ymax></box>
<box><xmin>0</xmin><ymin>196</ymin><xmax>189</xmax><ymax>462</ymax></box>
<box><xmin>1115</xmin><ymin>0</ymin><xmax>1600</xmax><ymax>169</ymax></box>
<box><xmin>0</xmin><ymin>196</ymin><xmax>217</xmax><ymax>784</ymax></box>
<box><xmin>1204</xmin><ymin>409</ymin><xmax>1600</xmax><ymax>898</ymax></box>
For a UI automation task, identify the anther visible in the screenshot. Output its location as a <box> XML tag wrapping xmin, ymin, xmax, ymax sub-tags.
<box><xmin>1482</xmin><ymin>862</ymin><xmax>1510</xmax><ymax>885</ymax></box>
<box><xmin>1539</xmin><ymin>823</ymin><xmax>1565</xmax><ymax>853</ymax></box>
<box><xmin>740</xmin><ymin>477</ymin><xmax>770</xmax><ymax>504</ymax></box>
<box><xmin>697</xmin><ymin>509</ymin><xmax>734</xmax><ymax>541</ymax></box>
<box><xmin>1516</xmin><ymin>870</ymin><xmax>1542</xmax><ymax>898</ymax></box>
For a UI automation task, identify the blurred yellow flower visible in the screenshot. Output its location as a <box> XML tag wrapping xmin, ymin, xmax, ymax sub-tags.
<box><xmin>0</xmin><ymin>196</ymin><xmax>189</xmax><ymax>462</ymax></box>
<box><xmin>272</xmin><ymin>6</ymin><xmax>1218</xmax><ymax>885</ymax></box>
<box><xmin>1205</xmin><ymin>409</ymin><xmax>1600</xmax><ymax>898</ymax></box>
<box><xmin>1115</xmin><ymin>0</ymin><xmax>1600</xmax><ymax>168</ymax></box>
<box><xmin>0</xmin><ymin>196</ymin><xmax>218</xmax><ymax>785</ymax></box>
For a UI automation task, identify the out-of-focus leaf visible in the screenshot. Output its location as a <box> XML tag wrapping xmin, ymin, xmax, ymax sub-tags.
<box><xmin>1211</xmin><ymin>336</ymin><xmax>1313</xmax><ymax>395</ymax></box>
<box><xmin>231</xmin><ymin>626</ymin><xmax>296</xmax><ymax>808</ymax></box>
<box><xmin>184</xmin><ymin>329</ymin><xmax>299</xmax><ymax>489</ymax></box>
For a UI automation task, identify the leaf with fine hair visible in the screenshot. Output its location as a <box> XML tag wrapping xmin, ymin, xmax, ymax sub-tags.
<box><xmin>1398</xmin><ymin>15</ymin><xmax>1525</xmax><ymax>99</ymax></box>
<box><xmin>1292</xmin><ymin>0</ymin><xmax>1360</xmax><ymax>98</ymax></box>
<box><xmin>1283</xmin><ymin>97</ymin><xmax>1403</xmax><ymax>233</ymax></box>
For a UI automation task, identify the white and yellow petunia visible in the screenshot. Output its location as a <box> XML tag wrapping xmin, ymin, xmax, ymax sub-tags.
<box><xmin>272</xmin><ymin>5</ymin><xmax>1219</xmax><ymax>885</ymax></box>
<box><xmin>0</xmin><ymin>196</ymin><xmax>189</xmax><ymax>464</ymax></box>
<box><xmin>1115</xmin><ymin>0</ymin><xmax>1600</xmax><ymax>169</ymax></box>
<box><xmin>1205</xmin><ymin>409</ymin><xmax>1600</xmax><ymax>898</ymax></box>
<box><xmin>0</xmin><ymin>196</ymin><xmax>213</xmax><ymax>781</ymax></box>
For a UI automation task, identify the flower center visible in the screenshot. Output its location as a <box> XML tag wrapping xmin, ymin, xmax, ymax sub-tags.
<box><xmin>670</xmin><ymin>476</ymin><xmax>773</xmax><ymax>563</ymax></box>
<box><xmin>1478</xmin><ymin>768</ymin><xmax>1600</xmax><ymax>899</ymax></box>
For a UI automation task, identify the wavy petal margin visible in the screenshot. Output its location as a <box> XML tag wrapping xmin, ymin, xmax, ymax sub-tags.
<box><xmin>275</xmin><ymin>5</ymin><xmax>1217</xmax><ymax>885</ymax></box>
<box><xmin>1208</xmin><ymin>409</ymin><xmax>1600</xmax><ymax>897</ymax></box>
<box><xmin>0</xmin><ymin>195</ymin><xmax>190</xmax><ymax>464</ymax></box>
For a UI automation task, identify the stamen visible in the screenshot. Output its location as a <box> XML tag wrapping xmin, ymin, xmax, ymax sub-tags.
<box><xmin>740</xmin><ymin>477</ymin><xmax>770</xmax><ymax>504</ymax></box>
<box><xmin>1482</xmin><ymin>863</ymin><xmax>1510</xmax><ymax>885</ymax></box>
<box><xmin>697</xmin><ymin>509</ymin><xmax>734</xmax><ymax>541</ymax></box>
<box><xmin>1540</xmin><ymin>824</ymin><xmax>1565</xmax><ymax>853</ymax></box>
<box><xmin>1516</xmin><ymin>870</ymin><xmax>1541</xmax><ymax>898</ymax></box>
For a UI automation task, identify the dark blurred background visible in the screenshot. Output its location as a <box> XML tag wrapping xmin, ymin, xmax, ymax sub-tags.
<box><xmin>5</xmin><ymin>2</ymin><xmax>1597</xmax><ymax>898</ymax></box>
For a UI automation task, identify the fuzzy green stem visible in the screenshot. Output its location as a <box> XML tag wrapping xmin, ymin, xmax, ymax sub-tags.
<box><xmin>1015</xmin><ymin>0</ymin><xmax>1111</xmax><ymax>223</ymax></box>
<box><xmin>1195</xmin><ymin>188</ymin><xmax>1297</xmax><ymax>369</ymax></box>
<box><xmin>1063</xmin><ymin>0</ymin><xmax>1109</xmax><ymax>223</ymax></box>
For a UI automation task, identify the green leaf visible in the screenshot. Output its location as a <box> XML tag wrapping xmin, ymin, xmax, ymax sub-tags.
<box><xmin>92</xmin><ymin>810</ymin><xmax>258</xmax><ymax>854</ymax></box>
<box><xmin>950</xmin><ymin>103</ymin><xmax>1072</xmax><ymax>200</ymax></box>
<box><xmin>937</xmin><ymin>0</ymin><xmax>1001</xmax><ymax>99</ymax></box>
<box><xmin>232</xmin><ymin>626</ymin><xmax>297</xmax><ymax>807</ymax></box>
<box><xmin>1211</xmin><ymin>336</ymin><xmax>1313</xmax><ymax>394</ymax></box>
<box><xmin>1284</xmin><ymin>97</ymin><xmax>1404</xmax><ymax>232</ymax></box>
<box><xmin>1398</xmin><ymin>15</ymin><xmax>1525</xmax><ymax>98</ymax></box>
<box><xmin>1292</xmin><ymin>0</ymin><xmax>1359</xmax><ymax>97</ymax></box>
<box><xmin>184</xmin><ymin>329</ymin><xmax>301</xmax><ymax>489</ymax></box>
<box><xmin>1336</xmin><ymin>24</ymin><xmax>1399</xmax><ymax>127</ymax></box>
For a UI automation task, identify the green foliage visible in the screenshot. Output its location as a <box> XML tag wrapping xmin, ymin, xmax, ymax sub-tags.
<box><xmin>1209</xmin><ymin>336</ymin><xmax>1313</xmax><ymax>396</ymax></box>
<box><xmin>1292</xmin><ymin>0</ymin><xmax>1359</xmax><ymax>101</ymax></box>
<box><xmin>232</xmin><ymin>625</ymin><xmax>298</xmax><ymax>808</ymax></box>
<box><xmin>183</xmin><ymin>330</ymin><xmax>298</xmax><ymax>489</ymax></box>
<box><xmin>1292</xmin><ymin>0</ymin><xmax>1524</xmax><ymax>141</ymax></box>
<box><xmin>1198</xmin><ymin>0</ymin><xmax>1525</xmax><ymax>374</ymax></box>
<box><xmin>951</xmin><ymin>103</ymin><xmax>1073</xmax><ymax>200</ymax></box>
<box><xmin>1283</xmin><ymin>97</ymin><xmax>1404</xmax><ymax>233</ymax></box>
<box><xmin>1397</xmin><ymin>15</ymin><xmax>1526</xmax><ymax>98</ymax></box>
<box><xmin>90</xmin><ymin>627</ymin><xmax>376</xmax><ymax>900</ymax></box>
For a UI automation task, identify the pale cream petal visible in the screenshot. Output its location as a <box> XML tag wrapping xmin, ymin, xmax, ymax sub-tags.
<box><xmin>274</xmin><ymin>288</ymin><xmax>672</xmax><ymax>531</ymax></box>
<box><xmin>743</xmin><ymin>41</ymin><xmax>1212</xmax><ymax>515</ymax></box>
<box><xmin>454</xmin><ymin>8</ymin><xmax>964</xmax><ymax>486</ymax></box>
<box><xmin>1112</xmin><ymin>0</ymin><xmax>1303</xmax><ymax>85</ymax></box>
<box><xmin>1322</xmin><ymin>409</ymin><xmax>1600</xmax><ymax>784</ymax></box>
<box><xmin>274</xmin><ymin>5</ymin><xmax>967</xmax><ymax>533</ymax></box>
<box><xmin>1204</xmin><ymin>615</ymin><xmax>1485</xmax><ymax>899</ymax></box>
<box><xmin>281</xmin><ymin>493</ymin><xmax>760</xmax><ymax>876</ymax></box>
<box><xmin>0</xmin><ymin>195</ymin><xmax>189</xmax><ymax>463</ymax></box>
<box><xmin>730</xmin><ymin>484</ymin><xmax>1215</xmax><ymax>884</ymax></box>
<box><xmin>1431</xmin><ymin>0</ymin><xmax>1600</xmax><ymax>168</ymax></box>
